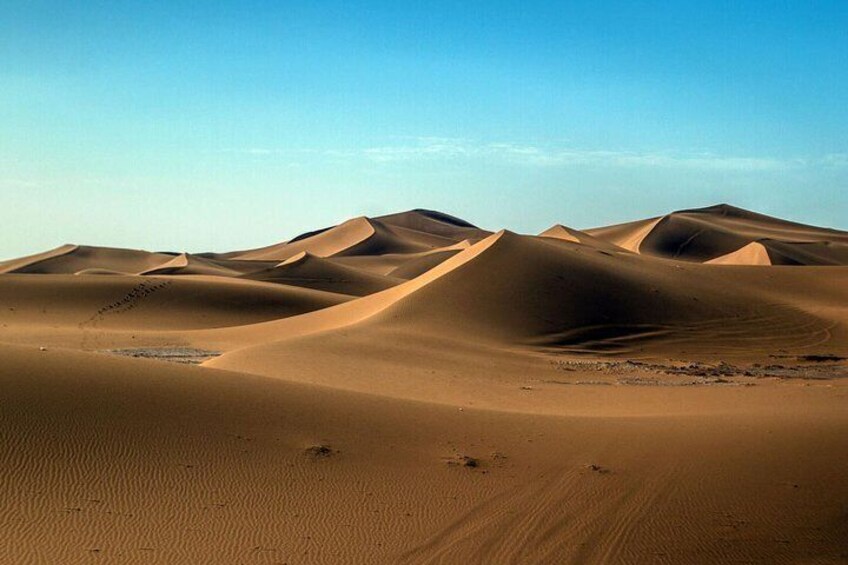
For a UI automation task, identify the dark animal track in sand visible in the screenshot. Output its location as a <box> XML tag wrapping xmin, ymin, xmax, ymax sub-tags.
<box><xmin>95</xmin><ymin>280</ymin><xmax>172</xmax><ymax>317</ymax></box>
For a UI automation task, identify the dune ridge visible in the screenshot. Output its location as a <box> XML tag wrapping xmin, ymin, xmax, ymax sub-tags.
<box><xmin>241</xmin><ymin>251</ymin><xmax>403</xmax><ymax>296</ymax></box>
<box><xmin>588</xmin><ymin>204</ymin><xmax>848</xmax><ymax>264</ymax></box>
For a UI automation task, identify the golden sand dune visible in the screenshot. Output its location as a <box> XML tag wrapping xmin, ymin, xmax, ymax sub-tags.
<box><xmin>377</xmin><ymin>208</ymin><xmax>490</xmax><ymax>241</ymax></box>
<box><xmin>329</xmin><ymin>240</ymin><xmax>471</xmax><ymax>277</ymax></box>
<box><xmin>232</xmin><ymin>210</ymin><xmax>487</xmax><ymax>263</ymax></box>
<box><xmin>538</xmin><ymin>224</ymin><xmax>630</xmax><ymax>254</ymax></box>
<box><xmin>706</xmin><ymin>241</ymin><xmax>773</xmax><ymax>265</ymax></box>
<box><xmin>0</xmin><ymin>244</ymin><xmax>174</xmax><ymax>275</ymax></box>
<box><xmin>138</xmin><ymin>252</ymin><xmax>243</xmax><ymax>277</ymax></box>
<box><xmin>241</xmin><ymin>251</ymin><xmax>403</xmax><ymax>296</ymax></box>
<box><xmin>207</xmin><ymin>230</ymin><xmax>848</xmax><ymax>399</ymax></box>
<box><xmin>0</xmin><ymin>273</ymin><xmax>350</xmax><ymax>332</ymax></box>
<box><xmin>0</xmin><ymin>244</ymin><xmax>80</xmax><ymax>273</ymax></box>
<box><xmin>232</xmin><ymin>216</ymin><xmax>382</xmax><ymax>261</ymax></box>
<box><xmin>1</xmin><ymin>204</ymin><xmax>847</xmax><ymax>564</ymax></box>
<box><xmin>588</xmin><ymin>203</ymin><xmax>848</xmax><ymax>265</ymax></box>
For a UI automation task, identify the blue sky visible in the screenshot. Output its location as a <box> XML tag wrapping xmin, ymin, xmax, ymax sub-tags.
<box><xmin>1</xmin><ymin>1</ymin><xmax>846</xmax><ymax>258</ymax></box>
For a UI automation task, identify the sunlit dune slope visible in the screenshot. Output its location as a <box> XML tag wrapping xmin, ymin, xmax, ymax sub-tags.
<box><xmin>138</xmin><ymin>252</ymin><xmax>243</xmax><ymax>276</ymax></box>
<box><xmin>587</xmin><ymin>204</ymin><xmax>848</xmax><ymax>265</ymax></box>
<box><xmin>539</xmin><ymin>224</ymin><xmax>629</xmax><ymax>253</ymax></box>
<box><xmin>241</xmin><ymin>251</ymin><xmax>403</xmax><ymax>296</ymax></box>
<box><xmin>0</xmin><ymin>245</ymin><xmax>175</xmax><ymax>275</ymax></box>
<box><xmin>231</xmin><ymin>210</ymin><xmax>489</xmax><ymax>263</ymax></box>
<box><xmin>0</xmin><ymin>274</ymin><xmax>351</xmax><ymax>331</ymax></box>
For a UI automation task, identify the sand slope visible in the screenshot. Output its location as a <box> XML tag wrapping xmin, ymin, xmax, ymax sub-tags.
<box><xmin>328</xmin><ymin>241</ymin><xmax>471</xmax><ymax>278</ymax></box>
<box><xmin>0</xmin><ymin>244</ymin><xmax>80</xmax><ymax>274</ymax></box>
<box><xmin>139</xmin><ymin>253</ymin><xmax>243</xmax><ymax>277</ymax></box>
<box><xmin>0</xmin><ymin>274</ymin><xmax>350</xmax><ymax>332</ymax></box>
<box><xmin>588</xmin><ymin>204</ymin><xmax>848</xmax><ymax>265</ymax></box>
<box><xmin>0</xmin><ymin>245</ymin><xmax>175</xmax><ymax>275</ymax></box>
<box><xmin>210</xmin><ymin>231</ymin><xmax>845</xmax><ymax>368</ymax></box>
<box><xmin>231</xmin><ymin>210</ymin><xmax>486</xmax><ymax>263</ymax></box>
<box><xmin>241</xmin><ymin>251</ymin><xmax>403</xmax><ymax>296</ymax></box>
<box><xmin>376</xmin><ymin>208</ymin><xmax>490</xmax><ymax>241</ymax></box>
<box><xmin>539</xmin><ymin>224</ymin><xmax>627</xmax><ymax>253</ymax></box>
<box><xmin>706</xmin><ymin>241</ymin><xmax>773</xmax><ymax>265</ymax></box>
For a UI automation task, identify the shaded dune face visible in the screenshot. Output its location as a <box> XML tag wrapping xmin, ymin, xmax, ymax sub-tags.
<box><xmin>209</xmin><ymin>227</ymin><xmax>846</xmax><ymax>381</ymax></box>
<box><xmin>240</xmin><ymin>252</ymin><xmax>403</xmax><ymax>296</ymax></box>
<box><xmin>590</xmin><ymin>204</ymin><xmax>848</xmax><ymax>265</ymax></box>
<box><xmin>231</xmin><ymin>210</ymin><xmax>490</xmax><ymax>263</ymax></box>
<box><xmin>375</xmin><ymin>208</ymin><xmax>490</xmax><ymax>241</ymax></box>
<box><xmin>357</xmin><ymin>231</ymin><xmax>835</xmax><ymax>354</ymax></box>
<box><xmin>638</xmin><ymin>214</ymin><xmax>754</xmax><ymax>262</ymax></box>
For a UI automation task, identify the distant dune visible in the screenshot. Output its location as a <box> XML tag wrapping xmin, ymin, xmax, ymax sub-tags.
<box><xmin>586</xmin><ymin>203</ymin><xmax>848</xmax><ymax>265</ymax></box>
<box><xmin>1</xmin><ymin>204</ymin><xmax>847</xmax><ymax>563</ymax></box>
<box><xmin>240</xmin><ymin>251</ymin><xmax>403</xmax><ymax>296</ymax></box>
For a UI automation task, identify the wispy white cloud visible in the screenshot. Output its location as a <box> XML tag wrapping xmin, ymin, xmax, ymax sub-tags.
<box><xmin>216</xmin><ymin>139</ymin><xmax>846</xmax><ymax>173</ymax></box>
<box><xmin>359</xmin><ymin>138</ymin><xmax>801</xmax><ymax>172</ymax></box>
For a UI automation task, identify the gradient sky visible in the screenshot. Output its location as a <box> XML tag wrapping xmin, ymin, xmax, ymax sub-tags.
<box><xmin>2</xmin><ymin>1</ymin><xmax>847</xmax><ymax>259</ymax></box>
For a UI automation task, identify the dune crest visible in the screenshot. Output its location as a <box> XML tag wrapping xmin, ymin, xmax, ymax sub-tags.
<box><xmin>241</xmin><ymin>251</ymin><xmax>402</xmax><ymax>296</ymax></box>
<box><xmin>706</xmin><ymin>241</ymin><xmax>772</xmax><ymax>265</ymax></box>
<box><xmin>231</xmin><ymin>210</ymin><xmax>490</xmax><ymax>264</ymax></box>
<box><xmin>0</xmin><ymin>244</ymin><xmax>80</xmax><ymax>273</ymax></box>
<box><xmin>588</xmin><ymin>204</ymin><xmax>848</xmax><ymax>264</ymax></box>
<box><xmin>139</xmin><ymin>252</ymin><xmax>243</xmax><ymax>276</ymax></box>
<box><xmin>539</xmin><ymin>224</ymin><xmax>628</xmax><ymax>252</ymax></box>
<box><xmin>1</xmin><ymin>245</ymin><xmax>175</xmax><ymax>275</ymax></box>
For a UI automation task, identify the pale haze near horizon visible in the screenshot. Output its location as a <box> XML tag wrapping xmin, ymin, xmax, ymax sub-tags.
<box><xmin>1</xmin><ymin>1</ymin><xmax>846</xmax><ymax>260</ymax></box>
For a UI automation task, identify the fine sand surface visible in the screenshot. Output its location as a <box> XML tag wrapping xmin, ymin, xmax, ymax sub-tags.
<box><xmin>1</xmin><ymin>206</ymin><xmax>847</xmax><ymax>564</ymax></box>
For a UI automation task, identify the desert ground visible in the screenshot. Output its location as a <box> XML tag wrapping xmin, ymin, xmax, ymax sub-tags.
<box><xmin>1</xmin><ymin>204</ymin><xmax>847</xmax><ymax>564</ymax></box>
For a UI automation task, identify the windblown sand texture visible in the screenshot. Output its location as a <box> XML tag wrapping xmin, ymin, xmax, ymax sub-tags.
<box><xmin>1</xmin><ymin>206</ymin><xmax>847</xmax><ymax>564</ymax></box>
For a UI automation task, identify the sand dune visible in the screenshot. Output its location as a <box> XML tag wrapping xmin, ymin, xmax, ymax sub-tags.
<box><xmin>208</xmin><ymin>230</ymin><xmax>847</xmax><ymax>396</ymax></box>
<box><xmin>241</xmin><ymin>251</ymin><xmax>403</xmax><ymax>296</ymax></box>
<box><xmin>584</xmin><ymin>217</ymin><xmax>663</xmax><ymax>253</ymax></box>
<box><xmin>0</xmin><ymin>243</ymin><xmax>80</xmax><ymax>274</ymax></box>
<box><xmin>1</xmin><ymin>204</ymin><xmax>847</xmax><ymax>564</ymax></box>
<box><xmin>0</xmin><ymin>245</ymin><xmax>174</xmax><ymax>275</ymax></box>
<box><xmin>139</xmin><ymin>252</ymin><xmax>243</xmax><ymax>276</ymax></box>
<box><xmin>231</xmin><ymin>210</ymin><xmax>486</xmax><ymax>263</ymax></box>
<box><xmin>539</xmin><ymin>224</ymin><xmax>628</xmax><ymax>253</ymax></box>
<box><xmin>232</xmin><ymin>216</ymin><xmax>381</xmax><ymax>261</ymax></box>
<box><xmin>376</xmin><ymin>208</ymin><xmax>491</xmax><ymax>242</ymax></box>
<box><xmin>588</xmin><ymin>204</ymin><xmax>848</xmax><ymax>265</ymax></box>
<box><xmin>0</xmin><ymin>273</ymin><xmax>350</xmax><ymax>333</ymax></box>
<box><xmin>706</xmin><ymin>241</ymin><xmax>772</xmax><ymax>265</ymax></box>
<box><xmin>329</xmin><ymin>240</ymin><xmax>471</xmax><ymax>277</ymax></box>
